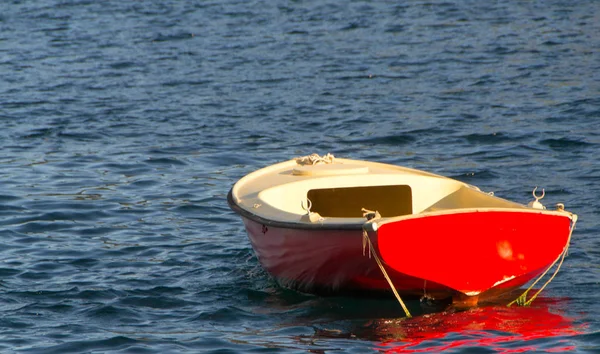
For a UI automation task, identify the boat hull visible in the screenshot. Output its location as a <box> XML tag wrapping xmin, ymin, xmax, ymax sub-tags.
<box><xmin>376</xmin><ymin>210</ymin><xmax>573</xmax><ymax>297</ymax></box>
<box><xmin>240</xmin><ymin>216</ymin><xmax>453</xmax><ymax>298</ymax></box>
<box><xmin>238</xmin><ymin>209</ymin><xmax>572</xmax><ymax>301</ymax></box>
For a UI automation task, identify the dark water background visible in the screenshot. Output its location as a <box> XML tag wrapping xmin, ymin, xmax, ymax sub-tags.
<box><xmin>1</xmin><ymin>0</ymin><xmax>599</xmax><ymax>352</ymax></box>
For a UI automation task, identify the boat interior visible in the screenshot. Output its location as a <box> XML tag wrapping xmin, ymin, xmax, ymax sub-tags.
<box><xmin>256</xmin><ymin>174</ymin><xmax>525</xmax><ymax>221</ymax></box>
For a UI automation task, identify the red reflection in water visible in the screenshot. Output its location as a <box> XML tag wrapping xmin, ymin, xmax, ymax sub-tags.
<box><xmin>376</xmin><ymin>301</ymin><xmax>584</xmax><ymax>353</ymax></box>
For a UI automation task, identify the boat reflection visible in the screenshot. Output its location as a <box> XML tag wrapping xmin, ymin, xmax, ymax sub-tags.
<box><xmin>311</xmin><ymin>297</ymin><xmax>585</xmax><ymax>353</ymax></box>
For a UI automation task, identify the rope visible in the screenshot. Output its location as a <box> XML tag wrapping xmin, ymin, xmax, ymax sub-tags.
<box><xmin>295</xmin><ymin>153</ymin><xmax>335</xmax><ymax>166</ymax></box>
<box><xmin>361</xmin><ymin>208</ymin><xmax>380</xmax><ymax>258</ymax></box>
<box><xmin>362</xmin><ymin>229</ymin><xmax>412</xmax><ymax>318</ymax></box>
<box><xmin>508</xmin><ymin>215</ymin><xmax>577</xmax><ymax>307</ymax></box>
<box><xmin>361</xmin><ymin>208</ymin><xmax>412</xmax><ymax>318</ymax></box>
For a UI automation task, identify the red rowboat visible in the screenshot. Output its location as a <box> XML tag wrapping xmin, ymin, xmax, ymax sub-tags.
<box><xmin>228</xmin><ymin>154</ymin><xmax>577</xmax><ymax>308</ymax></box>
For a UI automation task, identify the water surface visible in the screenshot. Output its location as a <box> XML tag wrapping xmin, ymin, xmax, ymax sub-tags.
<box><xmin>1</xmin><ymin>0</ymin><xmax>599</xmax><ymax>352</ymax></box>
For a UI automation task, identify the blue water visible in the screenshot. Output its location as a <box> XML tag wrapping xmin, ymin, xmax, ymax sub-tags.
<box><xmin>1</xmin><ymin>0</ymin><xmax>599</xmax><ymax>352</ymax></box>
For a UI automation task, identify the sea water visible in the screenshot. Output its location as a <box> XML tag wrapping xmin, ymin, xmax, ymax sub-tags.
<box><xmin>1</xmin><ymin>0</ymin><xmax>599</xmax><ymax>352</ymax></box>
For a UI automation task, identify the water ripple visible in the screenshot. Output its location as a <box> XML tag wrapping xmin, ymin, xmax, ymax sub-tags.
<box><xmin>0</xmin><ymin>0</ymin><xmax>598</xmax><ymax>352</ymax></box>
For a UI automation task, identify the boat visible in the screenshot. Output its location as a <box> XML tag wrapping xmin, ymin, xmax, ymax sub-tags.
<box><xmin>228</xmin><ymin>153</ymin><xmax>577</xmax><ymax>309</ymax></box>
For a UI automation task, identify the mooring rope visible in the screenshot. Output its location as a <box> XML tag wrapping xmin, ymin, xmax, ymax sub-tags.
<box><xmin>295</xmin><ymin>153</ymin><xmax>335</xmax><ymax>166</ymax></box>
<box><xmin>508</xmin><ymin>214</ymin><xmax>578</xmax><ymax>307</ymax></box>
<box><xmin>361</xmin><ymin>208</ymin><xmax>412</xmax><ymax>318</ymax></box>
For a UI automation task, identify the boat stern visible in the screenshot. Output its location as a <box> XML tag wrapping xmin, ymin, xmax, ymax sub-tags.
<box><xmin>374</xmin><ymin>209</ymin><xmax>576</xmax><ymax>303</ymax></box>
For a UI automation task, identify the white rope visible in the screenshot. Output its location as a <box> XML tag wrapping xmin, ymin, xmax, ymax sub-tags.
<box><xmin>508</xmin><ymin>214</ymin><xmax>577</xmax><ymax>307</ymax></box>
<box><xmin>295</xmin><ymin>153</ymin><xmax>335</xmax><ymax>166</ymax></box>
<box><xmin>362</xmin><ymin>229</ymin><xmax>412</xmax><ymax>318</ymax></box>
<box><xmin>361</xmin><ymin>208</ymin><xmax>412</xmax><ymax>318</ymax></box>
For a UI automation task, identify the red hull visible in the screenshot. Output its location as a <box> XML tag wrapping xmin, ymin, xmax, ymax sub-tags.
<box><xmin>377</xmin><ymin>210</ymin><xmax>573</xmax><ymax>296</ymax></box>
<box><xmin>241</xmin><ymin>209</ymin><xmax>573</xmax><ymax>301</ymax></box>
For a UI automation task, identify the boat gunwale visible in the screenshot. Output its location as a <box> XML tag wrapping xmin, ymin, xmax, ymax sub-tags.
<box><xmin>228</xmin><ymin>188</ymin><xmax>576</xmax><ymax>231</ymax></box>
<box><xmin>228</xmin><ymin>188</ymin><xmax>364</xmax><ymax>230</ymax></box>
<box><xmin>374</xmin><ymin>207</ymin><xmax>576</xmax><ymax>228</ymax></box>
